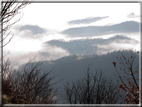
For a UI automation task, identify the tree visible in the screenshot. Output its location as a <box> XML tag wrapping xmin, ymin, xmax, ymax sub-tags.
<box><xmin>64</xmin><ymin>64</ymin><xmax>124</xmax><ymax>104</ymax></box>
<box><xmin>0</xmin><ymin>0</ymin><xmax>30</xmax><ymax>47</ymax></box>
<box><xmin>113</xmin><ymin>51</ymin><xmax>141</xmax><ymax>104</ymax></box>
<box><xmin>0</xmin><ymin>1</ymin><xmax>59</xmax><ymax>104</ymax></box>
<box><xmin>2</xmin><ymin>59</ymin><xmax>13</xmax><ymax>96</ymax></box>
<box><xmin>0</xmin><ymin>0</ymin><xmax>30</xmax><ymax>105</ymax></box>
<box><xmin>2</xmin><ymin>59</ymin><xmax>58</xmax><ymax>104</ymax></box>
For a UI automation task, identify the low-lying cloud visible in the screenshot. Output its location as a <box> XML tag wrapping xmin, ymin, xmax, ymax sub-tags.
<box><xmin>46</xmin><ymin>35</ymin><xmax>139</xmax><ymax>56</ymax></box>
<box><xmin>61</xmin><ymin>21</ymin><xmax>139</xmax><ymax>37</ymax></box>
<box><xmin>8</xmin><ymin>43</ymin><xmax>70</xmax><ymax>69</ymax></box>
<box><xmin>68</xmin><ymin>16</ymin><xmax>108</xmax><ymax>24</ymax></box>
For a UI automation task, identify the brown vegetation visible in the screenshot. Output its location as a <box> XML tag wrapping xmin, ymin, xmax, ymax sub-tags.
<box><xmin>113</xmin><ymin>51</ymin><xmax>141</xmax><ymax>104</ymax></box>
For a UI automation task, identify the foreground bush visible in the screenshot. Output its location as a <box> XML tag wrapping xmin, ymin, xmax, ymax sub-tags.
<box><xmin>2</xmin><ymin>59</ymin><xmax>57</xmax><ymax>104</ymax></box>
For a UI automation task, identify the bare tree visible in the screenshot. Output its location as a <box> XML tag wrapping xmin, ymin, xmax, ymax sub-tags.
<box><xmin>0</xmin><ymin>0</ymin><xmax>30</xmax><ymax>105</ymax></box>
<box><xmin>0</xmin><ymin>0</ymin><xmax>30</xmax><ymax>47</ymax></box>
<box><xmin>113</xmin><ymin>51</ymin><xmax>141</xmax><ymax>104</ymax></box>
<box><xmin>2</xmin><ymin>59</ymin><xmax>58</xmax><ymax>104</ymax></box>
<box><xmin>64</xmin><ymin>65</ymin><xmax>124</xmax><ymax>104</ymax></box>
<box><xmin>0</xmin><ymin>0</ymin><xmax>59</xmax><ymax>104</ymax></box>
<box><xmin>2</xmin><ymin>59</ymin><xmax>13</xmax><ymax>96</ymax></box>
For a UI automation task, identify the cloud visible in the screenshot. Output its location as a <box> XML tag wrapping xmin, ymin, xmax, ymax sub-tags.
<box><xmin>46</xmin><ymin>35</ymin><xmax>139</xmax><ymax>56</ymax></box>
<box><xmin>68</xmin><ymin>16</ymin><xmax>108</xmax><ymax>24</ymax></box>
<box><xmin>12</xmin><ymin>24</ymin><xmax>49</xmax><ymax>39</ymax></box>
<box><xmin>127</xmin><ymin>13</ymin><xmax>140</xmax><ymax>18</ymax></box>
<box><xmin>61</xmin><ymin>21</ymin><xmax>139</xmax><ymax>37</ymax></box>
<box><xmin>20</xmin><ymin>25</ymin><xmax>46</xmax><ymax>35</ymax></box>
<box><xmin>38</xmin><ymin>43</ymin><xmax>70</xmax><ymax>61</ymax></box>
<box><xmin>9</xmin><ymin>43</ymin><xmax>70</xmax><ymax>69</ymax></box>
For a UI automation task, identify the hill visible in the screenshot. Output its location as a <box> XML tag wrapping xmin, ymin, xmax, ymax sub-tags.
<box><xmin>19</xmin><ymin>49</ymin><xmax>140</xmax><ymax>103</ymax></box>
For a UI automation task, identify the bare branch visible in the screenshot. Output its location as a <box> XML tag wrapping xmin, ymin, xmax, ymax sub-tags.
<box><xmin>0</xmin><ymin>0</ymin><xmax>30</xmax><ymax>48</ymax></box>
<box><xmin>64</xmin><ymin>66</ymin><xmax>124</xmax><ymax>104</ymax></box>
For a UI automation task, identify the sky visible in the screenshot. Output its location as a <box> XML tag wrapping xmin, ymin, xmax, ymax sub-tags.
<box><xmin>3</xmin><ymin>2</ymin><xmax>141</xmax><ymax>69</ymax></box>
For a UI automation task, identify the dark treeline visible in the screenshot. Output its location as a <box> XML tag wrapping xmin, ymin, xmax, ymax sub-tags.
<box><xmin>2</xmin><ymin>50</ymin><xmax>141</xmax><ymax>104</ymax></box>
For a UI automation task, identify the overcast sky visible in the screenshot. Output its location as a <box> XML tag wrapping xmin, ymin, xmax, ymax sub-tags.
<box><xmin>4</xmin><ymin>3</ymin><xmax>140</xmax><ymax>69</ymax></box>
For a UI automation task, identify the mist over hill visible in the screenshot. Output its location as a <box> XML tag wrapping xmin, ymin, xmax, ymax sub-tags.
<box><xmin>46</xmin><ymin>34</ymin><xmax>139</xmax><ymax>56</ymax></box>
<box><xmin>19</xmin><ymin>49</ymin><xmax>140</xmax><ymax>103</ymax></box>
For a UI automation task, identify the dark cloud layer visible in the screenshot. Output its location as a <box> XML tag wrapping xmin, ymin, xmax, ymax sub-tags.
<box><xmin>68</xmin><ymin>16</ymin><xmax>108</xmax><ymax>24</ymax></box>
<box><xmin>46</xmin><ymin>35</ymin><xmax>138</xmax><ymax>56</ymax></box>
<box><xmin>20</xmin><ymin>25</ymin><xmax>46</xmax><ymax>34</ymax></box>
<box><xmin>61</xmin><ymin>21</ymin><xmax>139</xmax><ymax>37</ymax></box>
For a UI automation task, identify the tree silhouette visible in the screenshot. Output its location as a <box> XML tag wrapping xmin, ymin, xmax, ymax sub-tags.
<box><xmin>113</xmin><ymin>51</ymin><xmax>141</xmax><ymax>104</ymax></box>
<box><xmin>64</xmin><ymin>64</ymin><xmax>124</xmax><ymax>104</ymax></box>
<box><xmin>0</xmin><ymin>0</ymin><xmax>30</xmax><ymax>47</ymax></box>
<box><xmin>1</xmin><ymin>0</ymin><xmax>30</xmax><ymax>105</ymax></box>
<box><xmin>2</xmin><ymin>59</ymin><xmax>58</xmax><ymax>104</ymax></box>
<box><xmin>1</xmin><ymin>1</ymin><xmax>59</xmax><ymax>104</ymax></box>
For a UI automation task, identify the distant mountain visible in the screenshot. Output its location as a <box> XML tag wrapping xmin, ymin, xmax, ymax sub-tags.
<box><xmin>46</xmin><ymin>34</ymin><xmax>138</xmax><ymax>56</ymax></box>
<box><xmin>19</xmin><ymin>49</ymin><xmax>140</xmax><ymax>104</ymax></box>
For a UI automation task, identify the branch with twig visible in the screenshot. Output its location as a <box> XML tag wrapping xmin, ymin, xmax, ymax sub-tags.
<box><xmin>112</xmin><ymin>51</ymin><xmax>140</xmax><ymax>104</ymax></box>
<box><xmin>0</xmin><ymin>0</ymin><xmax>30</xmax><ymax>48</ymax></box>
